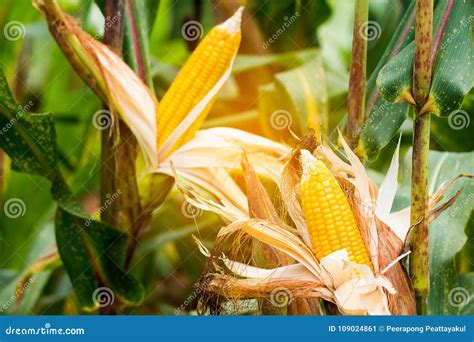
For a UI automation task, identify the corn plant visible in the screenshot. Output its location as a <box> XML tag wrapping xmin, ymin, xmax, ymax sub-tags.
<box><xmin>0</xmin><ymin>0</ymin><xmax>472</xmax><ymax>316</ymax></box>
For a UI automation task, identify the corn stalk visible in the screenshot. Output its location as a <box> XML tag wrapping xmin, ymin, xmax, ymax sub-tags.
<box><xmin>100</xmin><ymin>0</ymin><xmax>125</xmax><ymax>226</ymax></box>
<box><xmin>409</xmin><ymin>0</ymin><xmax>433</xmax><ymax>315</ymax></box>
<box><xmin>347</xmin><ymin>0</ymin><xmax>368</xmax><ymax>148</ymax></box>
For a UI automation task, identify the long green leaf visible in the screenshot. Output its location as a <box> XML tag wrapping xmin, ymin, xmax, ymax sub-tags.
<box><xmin>0</xmin><ymin>70</ymin><xmax>57</xmax><ymax>178</ymax></box>
<box><xmin>396</xmin><ymin>149</ymin><xmax>474</xmax><ymax>314</ymax></box>
<box><xmin>376</xmin><ymin>0</ymin><xmax>473</xmax><ymax>116</ymax></box>
<box><xmin>0</xmin><ymin>67</ymin><xmax>144</xmax><ymax>310</ymax></box>
<box><xmin>357</xmin><ymin>2</ymin><xmax>415</xmax><ymax>160</ymax></box>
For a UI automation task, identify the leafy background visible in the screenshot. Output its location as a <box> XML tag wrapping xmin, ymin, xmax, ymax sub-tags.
<box><xmin>0</xmin><ymin>0</ymin><xmax>472</xmax><ymax>315</ymax></box>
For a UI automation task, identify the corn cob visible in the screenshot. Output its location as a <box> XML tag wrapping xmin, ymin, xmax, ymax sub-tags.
<box><xmin>299</xmin><ymin>150</ymin><xmax>372</xmax><ymax>267</ymax></box>
<box><xmin>157</xmin><ymin>8</ymin><xmax>242</xmax><ymax>158</ymax></box>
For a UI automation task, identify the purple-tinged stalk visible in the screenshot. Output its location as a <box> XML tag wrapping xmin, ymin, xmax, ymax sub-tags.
<box><xmin>347</xmin><ymin>0</ymin><xmax>368</xmax><ymax>148</ymax></box>
<box><xmin>101</xmin><ymin>0</ymin><xmax>125</xmax><ymax>227</ymax></box>
<box><xmin>410</xmin><ymin>0</ymin><xmax>433</xmax><ymax>315</ymax></box>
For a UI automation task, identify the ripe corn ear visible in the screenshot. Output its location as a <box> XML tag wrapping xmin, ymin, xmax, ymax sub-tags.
<box><xmin>157</xmin><ymin>8</ymin><xmax>242</xmax><ymax>158</ymax></box>
<box><xmin>300</xmin><ymin>150</ymin><xmax>372</xmax><ymax>267</ymax></box>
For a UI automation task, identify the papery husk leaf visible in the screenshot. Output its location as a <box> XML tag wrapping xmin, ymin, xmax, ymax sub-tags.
<box><xmin>376</xmin><ymin>137</ymin><xmax>401</xmax><ymax>222</ymax></box>
<box><xmin>34</xmin><ymin>0</ymin><xmax>158</xmax><ymax>168</ymax></box>
<box><xmin>86</xmin><ymin>36</ymin><xmax>158</xmax><ymax>168</ymax></box>
<box><xmin>242</xmin><ymin>152</ymin><xmax>282</xmax><ymax>226</ymax></box>
<box><xmin>218</xmin><ymin>220</ymin><xmax>322</xmax><ymax>279</ymax></box>
<box><xmin>176</xmin><ymin>167</ymin><xmax>249</xmax><ymax>216</ymax></box>
<box><xmin>315</xmin><ymin>144</ymin><xmax>353</xmax><ymax>176</ymax></box>
<box><xmin>205</xmin><ymin>275</ymin><xmax>330</xmax><ymax>301</ymax></box>
<box><xmin>158</xmin><ymin>127</ymin><xmax>289</xmax><ymax>182</ymax></box>
<box><xmin>383</xmin><ymin>173</ymin><xmax>474</xmax><ymax>243</ymax></box>
<box><xmin>241</xmin><ymin>151</ymin><xmax>293</xmax><ymax>269</ymax></box>
<box><xmin>159</xmin><ymin>127</ymin><xmax>292</xmax><ymax>218</ymax></box>
<box><xmin>377</xmin><ymin>221</ymin><xmax>416</xmax><ymax>315</ymax></box>
<box><xmin>279</xmin><ymin>151</ymin><xmax>312</xmax><ymax>247</ymax></box>
<box><xmin>174</xmin><ymin>170</ymin><xmax>247</xmax><ymax>223</ymax></box>
<box><xmin>428</xmin><ymin>174</ymin><xmax>474</xmax><ymax>219</ymax></box>
<box><xmin>224</xmin><ymin>259</ymin><xmax>316</xmax><ymax>282</ymax></box>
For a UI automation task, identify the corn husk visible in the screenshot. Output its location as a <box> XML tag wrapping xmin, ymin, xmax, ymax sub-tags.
<box><xmin>34</xmin><ymin>0</ymin><xmax>158</xmax><ymax>168</ymax></box>
<box><xmin>183</xmin><ymin>134</ymin><xmax>471</xmax><ymax>315</ymax></box>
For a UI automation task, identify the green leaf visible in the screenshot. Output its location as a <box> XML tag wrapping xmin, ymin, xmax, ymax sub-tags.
<box><xmin>0</xmin><ymin>69</ymin><xmax>58</xmax><ymax>178</ymax></box>
<box><xmin>357</xmin><ymin>2</ymin><xmax>415</xmax><ymax>160</ymax></box>
<box><xmin>397</xmin><ymin>149</ymin><xmax>474</xmax><ymax>314</ymax></box>
<box><xmin>376</xmin><ymin>0</ymin><xmax>473</xmax><ymax>116</ymax></box>
<box><xmin>427</xmin><ymin>151</ymin><xmax>474</xmax><ymax>314</ymax></box>
<box><xmin>428</xmin><ymin>0</ymin><xmax>473</xmax><ymax>116</ymax></box>
<box><xmin>0</xmin><ymin>67</ymin><xmax>144</xmax><ymax>310</ymax></box>
<box><xmin>459</xmin><ymin>273</ymin><xmax>474</xmax><ymax>315</ymax></box>
<box><xmin>0</xmin><ymin>173</ymin><xmax>54</xmax><ymax>269</ymax></box>
<box><xmin>248</xmin><ymin>0</ymin><xmax>331</xmax><ymax>52</ymax></box>
<box><xmin>431</xmin><ymin>91</ymin><xmax>474</xmax><ymax>152</ymax></box>
<box><xmin>55</xmin><ymin>201</ymin><xmax>144</xmax><ymax>309</ymax></box>
<box><xmin>123</xmin><ymin>0</ymin><xmax>159</xmax><ymax>89</ymax></box>
<box><xmin>233</xmin><ymin>49</ymin><xmax>319</xmax><ymax>74</ymax></box>
<box><xmin>258</xmin><ymin>52</ymin><xmax>328</xmax><ymax>141</ymax></box>
<box><xmin>376</xmin><ymin>41</ymin><xmax>415</xmax><ymax>104</ymax></box>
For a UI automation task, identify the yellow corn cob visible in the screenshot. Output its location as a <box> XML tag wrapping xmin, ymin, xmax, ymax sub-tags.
<box><xmin>156</xmin><ymin>8</ymin><xmax>242</xmax><ymax>157</ymax></box>
<box><xmin>300</xmin><ymin>150</ymin><xmax>372</xmax><ymax>267</ymax></box>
